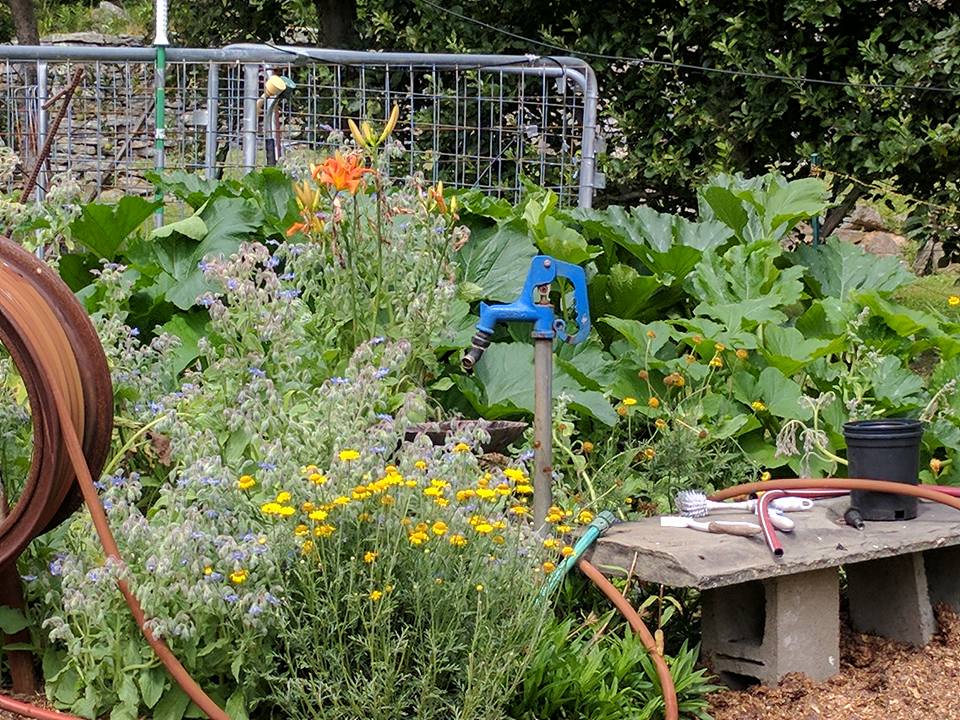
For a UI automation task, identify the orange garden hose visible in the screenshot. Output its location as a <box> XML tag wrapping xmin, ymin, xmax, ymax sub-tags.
<box><xmin>577</xmin><ymin>559</ymin><xmax>680</xmax><ymax>720</ymax></box>
<box><xmin>710</xmin><ymin>477</ymin><xmax>960</xmax><ymax>512</ymax></box>
<box><xmin>0</xmin><ymin>237</ymin><xmax>228</xmax><ymax>720</ymax></box>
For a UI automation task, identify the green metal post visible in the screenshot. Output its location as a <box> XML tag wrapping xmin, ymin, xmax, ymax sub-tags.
<box><xmin>811</xmin><ymin>152</ymin><xmax>821</xmax><ymax>246</ymax></box>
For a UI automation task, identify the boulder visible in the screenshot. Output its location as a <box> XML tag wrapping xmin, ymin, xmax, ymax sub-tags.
<box><xmin>834</xmin><ymin>228</ymin><xmax>908</xmax><ymax>257</ymax></box>
<box><xmin>42</xmin><ymin>32</ymin><xmax>141</xmax><ymax>47</ymax></box>
<box><xmin>845</xmin><ymin>204</ymin><xmax>888</xmax><ymax>232</ymax></box>
<box><xmin>96</xmin><ymin>1</ymin><xmax>128</xmax><ymax>19</ymax></box>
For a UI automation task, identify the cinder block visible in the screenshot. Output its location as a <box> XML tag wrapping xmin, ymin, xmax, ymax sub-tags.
<box><xmin>846</xmin><ymin>552</ymin><xmax>934</xmax><ymax>646</ymax></box>
<box><xmin>701</xmin><ymin>568</ymin><xmax>839</xmax><ymax>688</ymax></box>
<box><xmin>924</xmin><ymin>545</ymin><xmax>960</xmax><ymax>612</ymax></box>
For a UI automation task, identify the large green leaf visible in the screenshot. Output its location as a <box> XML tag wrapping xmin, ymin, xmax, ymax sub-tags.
<box><xmin>70</xmin><ymin>196</ymin><xmax>160</xmax><ymax>258</ymax></box>
<box><xmin>537</xmin><ymin>216</ymin><xmax>597</xmax><ymax>264</ymax></box>
<box><xmin>790</xmin><ymin>237</ymin><xmax>913</xmax><ymax>300</ymax></box>
<box><xmin>156</xmin><ymin>196</ymin><xmax>264</xmax><ymax>310</ymax></box>
<box><xmin>152</xmin><ymin>213</ymin><xmax>208</xmax><ymax>241</ymax></box>
<box><xmin>702</xmin><ymin>186</ymin><xmax>748</xmax><ymax>237</ymax></box>
<box><xmin>160</xmin><ymin>312</ymin><xmax>210</xmax><ymax>374</ymax></box>
<box><xmin>865</xmin><ymin>356</ymin><xmax>924</xmax><ymax>408</ymax></box>
<box><xmin>734</xmin><ymin>367</ymin><xmax>811</xmax><ymax>420</ymax></box>
<box><xmin>691</xmin><ymin>243</ymin><xmax>804</xmax><ymax>330</ymax></box>
<box><xmin>198</xmin><ymin>196</ymin><xmax>264</xmax><ymax>259</ymax></box>
<box><xmin>756</xmin><ymin>366</ymin><xmax>811</xmax><ymax>420</ymax></box>
<box><xmin>854</xmin><ymin>291</ymin><xmax>941</xmax><ymax>336</ymax></box>
<box><xmin>588</xmin><ymin>264</ymin><xmax>662</xmax><ymax>321</ymax></box>
<box><xmin>573</xmin><ymin>204</ymin><xmax>730</xmax><ymax>279</ymax></box>
<box><xmin>456</xmin><ymin>220</ymin><xmax>537</xmax><ymax>303</ymax></box>
<box><xmin>761</xmin><ymin>325</ymin><xmax>841</xmax><ymax>375</ymax></box>
<box><xmin>149</xmin><ymin>170</ymin><xmax>233</xmax><ymax>209</ymax></box>
<box><xmin>243</xmin><ymin>167</ymin><xmax>299</xmax><ymax>229</ymax></box>
<box><xmin>763</xmin><ymin>177</ymin><xmax>829</xmax><ymax>236</ymax></box>
<box><xmin>456</xmin><ymin>342</ymin><xmax>617</xmax><ymax>425</ymax></box>
<box><xmin>522</xmin><ymin>190</ymin><xmax>599</xmax><ymax>263</ymax></box>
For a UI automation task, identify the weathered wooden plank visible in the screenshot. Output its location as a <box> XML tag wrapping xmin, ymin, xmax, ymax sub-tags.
<box><xmin>583</xmin><ymin>497</ymin><xmax>960</xmax><ymax>590</ymax></box>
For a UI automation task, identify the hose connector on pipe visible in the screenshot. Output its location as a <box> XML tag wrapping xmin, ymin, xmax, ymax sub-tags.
<box><xmin>461</xmin><ymin>330</ymin><xmax>492</xmax><ymax>373</ymax></box>
<box><xmin>540</xmin><ymin>510</ymin><xmax>616</xmax><ymax>598</ymax></box>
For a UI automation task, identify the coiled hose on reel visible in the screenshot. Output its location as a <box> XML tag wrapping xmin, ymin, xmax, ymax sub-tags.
<box><xmin>0</xmin><ymin>237</ymin><xmax>228</xmax><ymax>720</ymax></box>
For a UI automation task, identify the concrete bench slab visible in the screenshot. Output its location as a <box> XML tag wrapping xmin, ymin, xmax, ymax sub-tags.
<box><xmin>582</xmin><ymin>497</ymin><xmax>960</xmax><ymax>687</ymax></box>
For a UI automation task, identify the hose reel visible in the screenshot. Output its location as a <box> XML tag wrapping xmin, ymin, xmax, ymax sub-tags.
<box><xmin>0</xmin><ymin>236</ymin><xmax>113</xmax><ymax>568</ymax></box>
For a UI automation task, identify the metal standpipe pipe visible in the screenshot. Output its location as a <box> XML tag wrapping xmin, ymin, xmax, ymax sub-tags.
<box><xmin>242</xmin><ymin>63</ymin><xmax>260</xmax><ymax>172</ymax></box>
<box><xmin>204</xmin><ymin>62</ymin><xmax>219</xmax><ymax>181</ymax></box>
<box><xmin>533</xmin><ymin>338</ymin><xmax>554</xmax><ymax>531</ymax></box>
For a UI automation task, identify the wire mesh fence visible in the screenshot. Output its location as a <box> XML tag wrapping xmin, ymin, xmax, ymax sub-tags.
<box><xmin>0</xmin><ymin>45</ymin><xmax>598</xmax><ymax>208</ymax></box>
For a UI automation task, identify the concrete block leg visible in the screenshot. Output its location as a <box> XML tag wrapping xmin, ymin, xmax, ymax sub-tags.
<box><xmin>924</xmin><ymin>545</ymin><xmax>960</xmax><ymax>613</ymax></box>
<box><xmin>701</xmin><ymin>568</ymin><xmax>839</xmax><ymax>688</ymax></box>
<box><xmin>846</xmin><ymin>552</ymin><xmax>934</xmax><ymax>646</ymax></box>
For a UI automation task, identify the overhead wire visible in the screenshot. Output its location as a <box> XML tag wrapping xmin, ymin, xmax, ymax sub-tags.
<box><xmin>415</xmin><ymin>0</ymin><xmax>960</xmax><ymax>95</ymax></box>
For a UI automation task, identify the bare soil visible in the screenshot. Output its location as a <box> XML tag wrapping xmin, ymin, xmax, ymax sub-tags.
<box><xmin>709</xmin><ymin>604</ymin><xmax>960</xmax><ymax>720</ymax></box>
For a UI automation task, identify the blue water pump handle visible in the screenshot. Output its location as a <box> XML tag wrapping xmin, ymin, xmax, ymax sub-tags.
<box><xmin>462</xmin><ymin>255</ymin><xmax>591</xmax><ymax>371</ymax></box>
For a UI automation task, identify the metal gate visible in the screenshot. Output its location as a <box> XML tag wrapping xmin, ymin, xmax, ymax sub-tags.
<box><xmin>0</xmin><ymin>44</ymin><xmax>598</xmax><ymax>208</ymax></box>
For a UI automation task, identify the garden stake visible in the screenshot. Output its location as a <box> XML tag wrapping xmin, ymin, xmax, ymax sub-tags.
<box><xmin>462</xmin><ymin>254</ymin><xmax>590</xmax><ymax>530</ymax></box>
<box><xmin>811</xmin><ymin>152</ymin><xmax>821</xmax><ymax>245</ymax></box>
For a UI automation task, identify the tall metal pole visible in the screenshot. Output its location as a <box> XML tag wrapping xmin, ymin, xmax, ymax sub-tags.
<box><xmin>204</xmin><ymin>62</ymin><xmax>219</xmax><ymax>180</ymax></box>
<box><xmin>242</xmin><ymin>64</ymin><xmax>259</xmax><ymax>172</ymax></box>
<box><xmin>533</xmin><ymin>337</ymin><xmax>554</xmax><ymax>532</ymax></box>
<box><xmin>153</xmin><ymin>0</ymin><xmax>169</xmax><ymax>226</ymax></box>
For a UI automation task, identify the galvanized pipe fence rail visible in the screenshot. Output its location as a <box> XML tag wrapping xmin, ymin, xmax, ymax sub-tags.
<box><xmin>0</xmin><ymin>44</ymin><xmax>598</xmax><ymax>208</ymax></box>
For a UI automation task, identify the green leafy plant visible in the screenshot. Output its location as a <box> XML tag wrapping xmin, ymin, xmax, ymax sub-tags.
<box><xmin>510</xmin><ymin>614</ymin><xmax>717</xmax><ymax>720</ymax></box>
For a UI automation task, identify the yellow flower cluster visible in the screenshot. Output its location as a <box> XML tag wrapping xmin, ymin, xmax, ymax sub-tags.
<box><xmin>238</xmin><ymin>450</ymin><xmax>596</xmax><ymax>588</ymax></box>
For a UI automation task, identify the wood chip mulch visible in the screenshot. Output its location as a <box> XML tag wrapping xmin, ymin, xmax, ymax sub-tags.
<box><xmin>709</xmin><ymin>604</ymin><xmax>960</xmax><ymax>720</ymax></box>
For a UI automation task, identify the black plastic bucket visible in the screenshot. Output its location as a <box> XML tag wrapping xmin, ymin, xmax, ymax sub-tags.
<box><xmin>845</xmin><ymin>419</ymin><xmax>923</xmax><ymax>521</ymax></box>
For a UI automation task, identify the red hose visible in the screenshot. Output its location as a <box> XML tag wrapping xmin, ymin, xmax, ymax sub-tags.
<box><xmin>578</xmin><ymin>558</ymin><xmax>679</xmax><ymax>720</ymax></box>
<box><xmin>710</xmin><ymin>478</ymin><xmax>960</xmax><ymax>513</ymax></box>
<box><xmin>0</xmin><ymin>694</ymin><xmax>84</xmax><ymax>720</ymax></box>
<box><xmin>756</xmin><ymin>490</ymin><xmax>786</xmax><ymax>556</ymax></box>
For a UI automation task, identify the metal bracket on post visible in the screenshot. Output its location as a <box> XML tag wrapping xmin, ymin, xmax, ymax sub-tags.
<box><xmin>462</xmin><ymin>254</ymin><xmax>591</xmax><ymax>531</ymax></box>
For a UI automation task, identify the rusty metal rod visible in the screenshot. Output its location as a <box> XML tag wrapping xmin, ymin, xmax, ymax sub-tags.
<box><xmin>20</xmin><ymin>67</ymin><xmax>84</xmax><ymax>204</ymax></box>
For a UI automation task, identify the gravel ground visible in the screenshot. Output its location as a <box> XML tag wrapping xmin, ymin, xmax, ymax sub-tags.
<box><xmin>709</xmin><ymin>604</ymin><xmax>960</xmax><ymax>720</ymax></box>
<box><xmin>6</xmin><ymin>610</ymin><xmax>960</xmax><ymax>720</ymax></box>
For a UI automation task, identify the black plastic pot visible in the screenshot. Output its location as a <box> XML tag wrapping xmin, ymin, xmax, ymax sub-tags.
<box><xmin>845</xmin><ymin>418</ymin><xmax>924</xmax><ymax>521</ymax></box>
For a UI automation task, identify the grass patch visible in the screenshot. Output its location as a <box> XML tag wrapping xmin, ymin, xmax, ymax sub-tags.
<box><xmin>893</xmin><ymin>268</ymin><xmax>960</xmax><ymax>319</ymax></box>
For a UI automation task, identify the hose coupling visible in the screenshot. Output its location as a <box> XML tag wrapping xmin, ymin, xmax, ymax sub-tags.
<box><xmin>844</xmin><ymin>506</ymin><xmax>865</xmax><ymax>530</ymax></box>
<box><xmin>462</xmin><ymin>330</ymin><xmax>492</xmax><ymax>373</ymax></box>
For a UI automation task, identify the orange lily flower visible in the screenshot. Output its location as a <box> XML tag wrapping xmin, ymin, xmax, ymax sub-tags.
<box><xmin>313</xmin><ymin>152</ymin><xmax>373</xmax><ymax>195</ymax></box>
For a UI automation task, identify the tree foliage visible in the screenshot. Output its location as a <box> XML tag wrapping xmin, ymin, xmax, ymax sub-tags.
<box><xmin>361</xmin><ymin>2</ymin><xmax>958</xmax><ymax>217</ymax></box>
